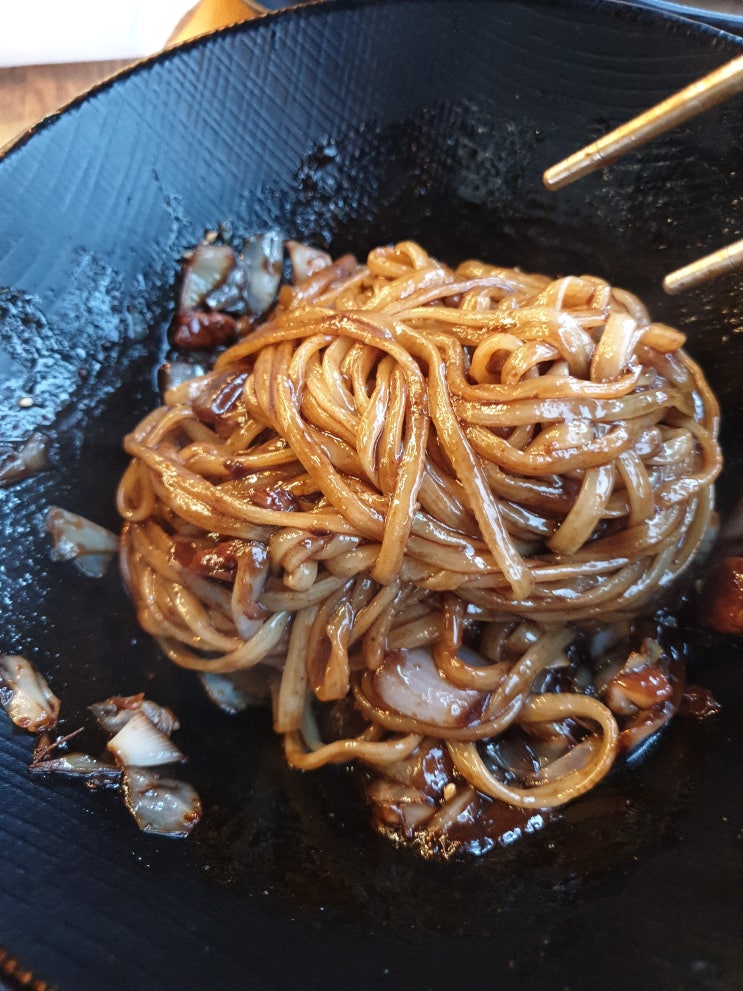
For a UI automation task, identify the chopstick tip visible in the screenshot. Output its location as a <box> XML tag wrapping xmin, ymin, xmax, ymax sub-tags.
<box><xmin>662</xmin><ymin>274</ymin><xmax>682</xmax><ymax>296</ymax></box>
<box><xmin>542</xmin><ymin>166</ymin><xmax>566</xmax><ymax>191</ymax></box>
<box><xmin>663</xmin><ymin>238</ymin><xmax>743</xmax><ymax>295</ymax></box>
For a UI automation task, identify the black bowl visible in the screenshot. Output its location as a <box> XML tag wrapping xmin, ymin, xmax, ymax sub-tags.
<box><xmin>1</xmin><ymin>2</ymin><xmax>742</xmax><ymax>989</ymax></box>
<box><xmin>635</xmin><ymin>0</ymin><xmax>743</xmax><ymax>34</ymax></box>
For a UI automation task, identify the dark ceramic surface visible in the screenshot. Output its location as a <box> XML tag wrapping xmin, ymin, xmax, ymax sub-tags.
<box><xmin>0</xmin><ymin>1</ymin><xmax>742</xmax><ymax>989</ymax></box>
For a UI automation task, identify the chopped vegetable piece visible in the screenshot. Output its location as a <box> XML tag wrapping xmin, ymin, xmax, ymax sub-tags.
<box><xmin>45</xmin><ymin>506</ymin><xmax>118</xmax><ymax>578</ymax></box>
<box><xmin>90</xmin><ymin>694</ymin><xmax>179</xmax><ymax>736</ymax></box>
<box><xmin>0</xmin><ymin>654</ymin><xmax>60</xmax><ymax>732</ymax></box>
<box><xmin>121</xmin><ymin>767</ymin><xmax>202</xmax><ymax>837</ymax></box>
<box><xmin>107</xmin><ymin>710</ymin><xmax>184</xmax><ymax>767</ymax></box>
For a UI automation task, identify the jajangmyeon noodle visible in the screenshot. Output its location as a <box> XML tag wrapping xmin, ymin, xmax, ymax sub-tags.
<box><xmin>117</xmin><ymin>240</ymin><xmax>721</xmax><ymax>856</ymax></box>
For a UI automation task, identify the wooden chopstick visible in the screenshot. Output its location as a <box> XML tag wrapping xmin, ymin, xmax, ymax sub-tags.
<box><xmin>543</xmin><ymin>54</ymin><xmax>743</xmax><ymax>190</ymax></box>
<box><xmin>543</xmin><ymin>54</ymin><xmax>743</xmax><ymax>293</ymax></box>
<box><xmin>663</xmin><ymin>237</ymin><xmax>743</xmax><ymax>294</ymax></box>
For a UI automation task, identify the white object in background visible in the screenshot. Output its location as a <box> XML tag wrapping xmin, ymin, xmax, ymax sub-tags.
<box><xmin>1</xmin><ymin>0</ymin><xmax>197</xmax><ymax>67</ymax></box>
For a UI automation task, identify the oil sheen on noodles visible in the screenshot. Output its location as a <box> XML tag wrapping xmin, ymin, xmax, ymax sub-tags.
<box><xmin>117</xmin><ymin>241</ymin><xmax>721</xmax><ymax>857</ymax></box>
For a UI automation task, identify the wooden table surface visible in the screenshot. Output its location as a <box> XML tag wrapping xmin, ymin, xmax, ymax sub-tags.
<box><xmin>0</xmin><ymin>0</ymin><xmax>256</xmax><ymax>150</ymax></box>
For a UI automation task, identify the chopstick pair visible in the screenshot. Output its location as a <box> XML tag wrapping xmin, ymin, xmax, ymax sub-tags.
<box><xmin>543</xmin><ymin>53</ymin><xmax>743</xmax><ymax>293</ymax></box>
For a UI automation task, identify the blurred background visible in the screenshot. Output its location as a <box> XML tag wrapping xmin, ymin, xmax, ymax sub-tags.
<box><xmin>0</xmin><ymin>0</ymin><xmax>259</xmax><ymax>148</ymax></box>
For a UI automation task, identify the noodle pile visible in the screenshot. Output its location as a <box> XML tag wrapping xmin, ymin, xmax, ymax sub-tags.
<box><xmin>117</xmin><ymin>240</ymin><xmax>721</xmax><ymax>854</ymax></box>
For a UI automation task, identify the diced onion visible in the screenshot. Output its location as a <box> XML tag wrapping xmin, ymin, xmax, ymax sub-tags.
<box><xmin>286</xmin><ymin>241</ymin><xmax>332</xmax><ymax>282</ymax></box>
<box><xmin>90</xmin><ymin>694</ymin><xmax>179</xmax><ymax>736</ymax></box>
<box><xmin>45</xmin><ymin>506</ymin><xmax>118</xmax><ymax>578</ymax></box>
<box><xmin>374</xmin><ymin>648</ymin><xmax>487</xmax><ymax>728</ymax></box>
<box><xmin>180</xmin><ymin>243</ymin><xmax>235</xmax><ymax>310</ymax></box>
<box><xmin>0</xmin><ymin>654</ymin><xmax>60</xmax><ymax>732</ymax></box>
<box><xmin>107</xmin><ymin>710</ymin><xmax>184</xmax><ymax>767</ymax></box>
<box><xmin>29</xmin><ymin>753</ymin><xmax>121</xmax><ymax>789</ymax></box>
<box><xmin>199</xmin><ymin>669</ymin><xmax>275</xmax><ymax>714</ymax></box>
<box><xmin>239</xmin><ymin>231</ymin><xmax>283</xmax><ymax>315</ymax></box>
<box><xmin>121</xmin><ymin>767</ymin><xmax>202</xmax><ymax>838</ymax></box>
<box><xmin>0</xmin><ymin>431</ymin><xmax>50</xmax><ymax>487</ymax></box>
